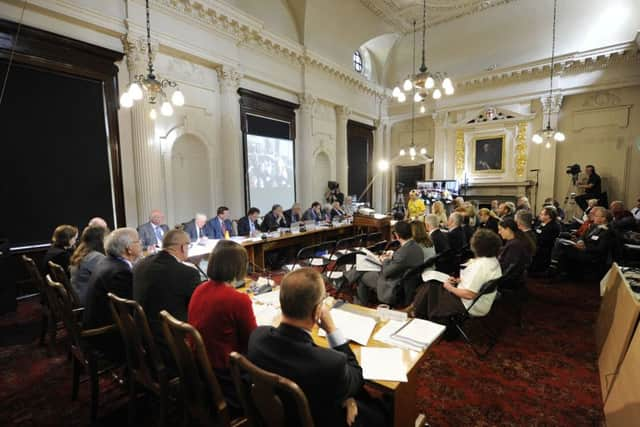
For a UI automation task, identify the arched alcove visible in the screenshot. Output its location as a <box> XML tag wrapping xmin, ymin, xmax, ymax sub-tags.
<box><xmin>313</xmin><ymin>151</ymin><xmax>332</xmax><ymax>203</ymax></box>
<box><xmin>171</xmin><ymin>134</ymin><xmax>211</xmax><ymax>224</ymax></box>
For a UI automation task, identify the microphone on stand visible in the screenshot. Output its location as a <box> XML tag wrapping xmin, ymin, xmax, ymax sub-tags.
<box><xmin>245</xmin><ymin>260</ymin><xmax>274</xmax><ymax>294</ymax></box>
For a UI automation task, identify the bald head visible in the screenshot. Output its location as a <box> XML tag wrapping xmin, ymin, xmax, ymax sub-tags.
<box><xmin>150</xmin><ymin>210</ymin><xmax>165</xmax><ymax>225</ymax></box>
<box><xmin>88</xmin><ymin>217</ymin><xmax>108</xmax><ymax>229</ymax></box>
<box><xmin>279</xmin><ymin>268</ymin><xmax>325</xmax><ymax>321</ymax></box>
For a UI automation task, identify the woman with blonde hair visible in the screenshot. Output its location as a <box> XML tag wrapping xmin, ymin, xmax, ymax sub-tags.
<box><xmin>431</xmin><ymin>201</ymin><xmax>448</xmax><ymax>226</ymax></box>
<box><xmin>478</xmin><ymin>207</ymin><xmax>500</xmax><ymax>234</ymax></box>
<box><xmin>406</xmin><ymin>189</ymin><xmax>426</xmax><ymax>219</ymax></box>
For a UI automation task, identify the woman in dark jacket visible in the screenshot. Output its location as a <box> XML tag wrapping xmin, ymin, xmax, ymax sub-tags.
<box><xmin>478</xmin><ymin>208</ymin><xmax>500</xmax><ymax>234</ymax></box>
<box><xmin>42</xmin><ymin>224</ymin><xmax>79</xmax><ymax>277</ymax></box>
<box><xmin>497</xmin><ymin>219</ymin><xmax>535</xmax><ymax>289</ymax></box>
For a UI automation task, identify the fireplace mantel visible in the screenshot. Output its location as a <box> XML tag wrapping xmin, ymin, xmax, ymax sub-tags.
<box><xmin>461</xmin><ymin>180</ymin><xmax>533</xmax><ymax>205</ymax></box>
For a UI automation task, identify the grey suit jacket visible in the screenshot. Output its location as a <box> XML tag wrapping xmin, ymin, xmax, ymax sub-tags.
<box><xmin>138</xmin><ymin>221</ymin><xmax>170</xmax><ymax>248</ymax></box>
<box><xmin>376</xmin><ymin>239</ymin><xmax>424</xmax><ymax>304</ymax></box>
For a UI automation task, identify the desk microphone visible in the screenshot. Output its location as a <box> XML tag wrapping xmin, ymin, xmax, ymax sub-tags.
<box><xmin>246</xmin><ymin>260</ymin><xmax>273</xmax><ymax>294</ymax></box>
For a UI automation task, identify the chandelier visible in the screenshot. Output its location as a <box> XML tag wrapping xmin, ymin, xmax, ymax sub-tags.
<box><xmin>532</xmin><ymin>0</ymin><xmax>565</xmax><ymax>148</ymax></box>
<box><xmin>391</xmin><ymin>0</ymin><xmax>454</xmax><ymax>105</ymax></box>
<box><xmin>119</xmin><ymin>0</ymin><xmax>184</xmax><ymax>120</ymax></box>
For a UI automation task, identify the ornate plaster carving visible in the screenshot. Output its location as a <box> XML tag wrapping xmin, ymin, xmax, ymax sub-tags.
<box><xmin>216</xmin><ymin>66</ymin><xmax>242</xmax><ymax>93</ymax></box>
<box><xmin>335</xmin><ymin>105</ymin><xmax>352</xmax><ymax>121</ymax></box>
<box><xmin>122</xmin><ymin>34</ymin><xmax>158</xmax><ymax>74</ymax></box>
<box><xmin>582</xmin><ymin>91</ymin><xmax>622</xmax><ymax>108</ymax></box>
<box><xmin>455</xmin><ymin>129</ymin><xmax>465</xmax><ymax>179</ymax></box>
<box><xmin>515</xmin><ymin>121</ymin><xmax>527</xmax><ymax>178</ymax></box>
<box><xmin>432</xmin><ymin>111</ymin><xmax>448</xmax><ymax>127</ymax></box>
<box><xmin>298</xmin><ymin>93</ymin><xmax>317</xmax><ymax>114</ymax></box>
<box><xmin>540</xmin><ymin>94</ymin><xmax>563</xmax><ymax>115</ymax></box>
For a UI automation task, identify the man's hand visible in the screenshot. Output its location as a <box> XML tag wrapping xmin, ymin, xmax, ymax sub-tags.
<box><xmin>343</xmin><ymin>398</ymin><xmax>358</xmax><ymax>426</ymax></box>
<box><xmin>318</xmin><ymin>305</ymin><xmax>337</xmax><ymax>335</ymax></box>
<box><xmin>576</xmin><ymin>240</ymin><xmax>586</xmax><ymax>250</ymax></box>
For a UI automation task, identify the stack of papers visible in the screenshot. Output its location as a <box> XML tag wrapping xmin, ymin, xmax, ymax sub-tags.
<box><xmin>422</xmin><ymin>270</ymin><xmax>450</xmax><ymax>283</ymax></box>
<box><xmin>253</xmin><ymin>289</ymin><xmax>281</xmax><ymax>308</ymax></box>
<box><xmin>318</xmin><ymin>309</ymin><xmax>377</xmax><ymax>345</ymax></box>
<box><xmin>373</xmin><ymin>320</ymin><xmax>423</xmax><ymax>352</ymax></box>
<box><xmin>361</xmin><ymin>347</ymin><xmax>407</xmax><ymax>382</ymax></box>
<box><xmin>252</xmin><ymin>303</ymin><xmax>281</xmax><ymax>326</ymax></box>
<box><xmin>390</xmin><ymin>318</ymin><xmax>446</xmax><ymax>350</ymax></box>
<box><xmin>355</xmin><ymin>248</ymin><xmax>383</xmax><ymax>272</ymax></box>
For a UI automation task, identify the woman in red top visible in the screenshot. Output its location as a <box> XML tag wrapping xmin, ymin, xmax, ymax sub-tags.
<box><xmin>188</xmin><ymin>240</ymin><xmax>257</xmax><ymax>409</ymax></box>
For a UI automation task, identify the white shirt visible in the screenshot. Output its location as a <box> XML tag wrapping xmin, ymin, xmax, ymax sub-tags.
<box><xmin>153</xmin><ymin>224</ymin><xmax>164</xmax><ymax>244</ymax></box>
<box><xmin>458</xmin><ymin>257</ymin><xmax>502</xmax><ymax>317</ymax></box>
<box><xmin>632</xmin><ymin>206</ymin><xmax>640</xmax><ymax>220</ymax></box>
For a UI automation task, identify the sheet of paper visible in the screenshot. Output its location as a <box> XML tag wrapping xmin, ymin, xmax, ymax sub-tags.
<box><xmin>392</xmin><ymin>318</ymin><xmax>446</xmax><ymax>348</ymax></box>
<box><xmin>373</xmin><ymin>320</ymin><xmax>423</xmax><ymax>352</ymax></box>
<box><xmin>356</xmin><ymin>254</ymin><xmax>381</xmax><ymax>272</ymax></box>
<box><xmin>252</xmin><ymin>303</ymin><xmax>281</xmax><ymax>326</ymax></box>
<box><xmin>361</xmin><ymin>347</ymin><xmax>408</xmax><ymax>382</ymax></box>
<box><xmin>318</xmin><ymin>308</ymin><xmax>377</xmax><ymax>346</ymax></box>
<box><xmin>253</xmin><ymin>289</ymin><xmax>280</xmax><ymax>308</ymax></box>
<box><xmin>422</xmin><ymin>270</ymin><xmax>450</xmax><ymax>283</ymax></box>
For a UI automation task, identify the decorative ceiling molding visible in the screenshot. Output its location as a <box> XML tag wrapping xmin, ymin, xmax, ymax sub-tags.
<box><xmin>359</xmin><ymin>0</ymin><xmax>519</xmax><ymax>33</ymax></box>
<box><xmin>153</xmin><ymin>0</ymin><xmax>386</xmax><ymax>97</ymax></box>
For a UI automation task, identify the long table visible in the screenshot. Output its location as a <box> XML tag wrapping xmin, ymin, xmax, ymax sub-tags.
<box><xmin>187</xmin><ymin>223</ymin><xmax>354</xmax><ymax>269</ymax></box>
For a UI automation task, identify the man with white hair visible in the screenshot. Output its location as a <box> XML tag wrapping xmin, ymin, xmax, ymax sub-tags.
<box><xmin>447</xmin><ymin>212</ymin><xmax>467</xmax><ymax>254</ymax></box>
<box><xmin>88</xmin><ymin>216</ymin><xmax>108</xmax><ymax>230</ymax></box>
<box><xmin>184</xmin><ymin>213</ymin><xmax>211</xmax><ymax>242</ymax></box>
<box><xmin>83</xmin><ymin>227</ymin><xmax>142</xmax><ymax>360</ymax></box>
<box><xmin>516</xmin><ymin>196</ymin><xmax>531</xmax><ymax>212</ymax></box>
<box><xmin>138</xmin><ymin>209</ymin><xmax>169</xmax><ymax>250</ymax></box>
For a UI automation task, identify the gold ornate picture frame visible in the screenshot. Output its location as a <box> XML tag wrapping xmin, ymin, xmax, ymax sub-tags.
<box><xmin>472</xmin><ymin>135</ymin><xmax>505</xmax><ymax>173</ymax></box>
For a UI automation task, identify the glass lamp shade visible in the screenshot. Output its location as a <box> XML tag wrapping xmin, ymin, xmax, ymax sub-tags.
<box><xmin>149</xmin><ymin>108</ymin><xmax>158</xmax><ymax>120</ymax></box>
<box><xmin>425</xmin><ymin>76</ymin><xmax>435</xmax><ymax>89</ymax></box>
<box><xmin>419</xmin><ymin>105</ymin><xmax>426</xmax><ymax>114</ymax></box>
<box><xmin>432</xmin><ymin>89</ymin><xmax>442</xmax><ymax>99</ymax></box>
<box><xmin>413</xmin><ymin>92</ymin><xmax>422</xmax><ymax>102</ymax></box>
<box><xmin>392</xmin><ymin>86</ymin><xmax>401</xmax><ymax>98</ymax></box>
<box><xmin>399</xmin><ymin>148</ymin><xmax>406</xmax><ymax>156</ymax></box>
<box><xmin>403</xmin><ymin>79</ymin><xmax>413</xmax><ymax>91</ymax></box>
<box><xmin>444</xmin><ymin>85</ymin><xmax>454</xmax><ymax>95</ymax></box>
<box><xmin>171</xmin><ymin>90</ymin><xmax>185</xmax><ymax>106</ymax></box>
<box><xmin>554</xmin><ymin>131</ymin><xmax>566</xmax><ymax>142</ymax></box>
<box><xmin>420</xmin><ymin>148</ymin><xmax>427</xmax><ymax>155</ymax></box>
<box><xmin>161</xmin><ymin>101</ymin><xmax>174</xmax><ymax>116</ymax></box>
<box><xmin>442</xmin><ymin>77</ymin><xmax>453</xmax><ymax>89</ymax></box>
<box><xmin>128</xmin><ymin>83</ymin><xmax>143</xmax><ymax>101</ymax></box>
<box><xmin>532</xmin><ymin>133</ymin><xmax>543</xmax><ymax>144</ymax></box>
<box><xmin>377</xmin><ymin>159</ymin><xmax>390</xmax><ymax>172</ymax></box>
<box><xmin>397</xmin><ymin>92</ymin><xmax>407</xmax><ymax>103</ymax></box>
<box><xmin>120</xmin><ymin>92</ymin><xmax>133</xmax><ymax>108</ymax></box>
<box><xmin>409</xmin><ymin>146</ymin><xmax>417</xmax><ymax>157</ymax></box>
<box><xmin>545</xmin><ymin>141</ymin><xmax>552</xmax><ymax>149</ymax></box>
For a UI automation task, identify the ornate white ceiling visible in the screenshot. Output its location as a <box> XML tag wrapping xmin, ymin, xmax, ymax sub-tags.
<box><xmin>359</xmin><ymin>0</ymin><xmax>519</xmax><ymax>32</ymax></box>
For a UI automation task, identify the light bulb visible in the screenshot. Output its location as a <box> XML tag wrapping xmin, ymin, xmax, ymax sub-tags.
<box><xmin>545</xmin><ymin>141</ymin><xmax>551</xmax><ymax>149</ymax></box>
<box><xmin>161</xmin><ymin>101</ymin><xmax>173</xmax><ymax>116</ymax></box>
<box><xmin>420</xmin><ymin>105</ymin><xmax>426</xmax><ymax>114</ymax></box>
<box><xmin>444</xmin><ymin>85</ymin><xmax>454</xmax><ymax>95</ymax></box>
<box><xmin>409</xmin><ymin>147</ymin><xmax>416</xmax><ymax>157</ymax></box>
<box><xmin>403</xmin><ymin>79</ymin><xmax>413</xmax><ymax>91</ymax></box>
<box><xmin>554</xmin><ymin>131</ymin><xmax>565</xmax><ymax>142</ymax></box>
<box><xmin>149</xmin><ymin>108</ymin><xmax>157</xmax><ymax>120</ymax></box>
<box><xmin>128</xmin><ymin>83</ymin><xmax>143</xmax><ymax>101</ymax></box>
<box><xmin>442</xmin><ymin>77</ymin><xmax>453</xmax><ymax>89</ymax></box>
<box><xmin>532</xmin><ymin>133</ymin><xmax>543</xmax><ymax>144</ymax></box>
<box><xmin>392</xmin><ymin>86</ymin><xmax>401</xmax><ymax>98</ymax></box>
<box><xmin>171</xmin><ymin>90</ymin><xmax>185</xmax><ymax>106</ymax></box>
<box><xmin>399</xmin><ymin>149</ymin><xmax>406</xmax><ymax>156</ymax></box>
<box><xmin>377</xmin><ymin>159</ymin><xmax>390</xmax><ymax>171</ymax></box>
<box><xmin>120</xmin><ymin>92</ymin><xmax>133</xmax><ymax>108</ymax></box>
<box><xmin>432</xmin><ymin>89</ymin><xmax>442</xmax><ymax>99</ymax></box>
<box><xmin>397</xmin><ymin>92</ymin><xmax>406</xmax><ymax>103</ymax></box>
<box><xmin>425</xmin><ymin>76</ymin><xmax>434</xmax><ymax>89</ymax></box>
<box><xmin>414</xmin><ymin>92</ymin><xmax>422</xmax><ymax>102</ymax></box>
<box><xmin>420</xmin><ymin>148</ymin><xmax>427</xmax><ymax>155</ymax></box>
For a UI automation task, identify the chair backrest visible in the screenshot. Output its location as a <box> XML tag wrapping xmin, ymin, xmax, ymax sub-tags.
<box><xmin>354</xmin><ymin>233</ymin><xmax>367</xmax><ymax>248</ymax></box>
<box><xmin>395</xmin><ymin>254</ymin><xmax>441</xmax><ymax>307</ymax></box>
<box><xmin>335</xmin><ymin>236</ymin><xmax>359</xmax><ymax>252</ymax></box>
<box><xmin>466</xmin><ymin>264</ymin><xmax>516</xmax><ymax>314</ymax></box>
<box><xmin>45</xmin><ymin>274</ymin><xmax>84</xmax><ymax>354</ymax></box>
<box><xmin>365</xmin><ymin>232</ymin><xmax>383</xmax><ymax>246</ymax></box>
<box><xmin>21</xmin><ymin>255</ymin><xmax>48</xmax><ymax>295</ymax></box>
<box><xmin>48</xmin><ymin>260</ymin><xmax>81</xmax><ymax>307</ymax></box>
<box><xmin>366</xmin><ymin>240</ymin><xmax>388</xmax><ymax>255</ymax></box>
<box><xmin>107</xmin><ymin>293</ymin><xmax>166</xmax><ymax>391</ymax></box>
<box><xmin>160</xmin><ymin>310</ymin><xmax>233</xmax><ymax>427</ymax></box>
<box><xmin>229</xmin><ymin>352</ymin><xmax>314</xmax><ymax>427</ymax></box>
<box><xmin>296</xmin><ymin>241</ymin><xmax>336</xmax><ymax>261</ymax></box>
<box><xmin>333</xmin><ymin>252</ymin><xmax>358</xmax><ymax>270</ymax></box>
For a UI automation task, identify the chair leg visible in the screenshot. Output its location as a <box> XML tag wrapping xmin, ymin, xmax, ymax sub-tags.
<box><xmin>72</xmin><ymin>358</ymin><xmax>81</xmax><ymax>401</ymax></box>
<box><xmin>88</xmin><ymin>356</ymin><xmax>99</xmax><ymax>424</ymax></box>
<box><xmin>128</xmin><ymin>378</ymin><xmax>136</xmax><ymax>426</ymax></box>
<box><xmin>455</xmin><ymin>323</ymin><xmax>495</xmax><ymax>359</ymax></box>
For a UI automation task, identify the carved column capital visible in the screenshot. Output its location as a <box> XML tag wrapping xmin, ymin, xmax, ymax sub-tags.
<box><xmin>122</xmin><ymin>34</ymin><xmax>158</xmax><ymax>76</ymax></box>
<box><xmin>298</xmin><ymin>93</ymin><xmax>317</xmax><ymax>114</ymax></box>
<box><xmin>217</xmin><ymin>66</ymin><xmax>242</xmax><ymax>93</ymax></box>
<box><xmin>335</xmin><ymin>105</ymin><xmax>351</xmax><ymax>120</ymax></box>
<box><xmin>432</xmin><ymin>110</ymin><xmax>449</xmax><ymax>127</ymax></box>
<box><xmin>540</xmin><ymin>93</ymin><xmax>563</xmax><ymax>114</ymax></box>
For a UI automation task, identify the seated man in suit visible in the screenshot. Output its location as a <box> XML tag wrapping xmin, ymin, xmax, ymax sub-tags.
<box><xmin>302</xmin><ymin>201</ymin><xmax>323</xmax><ymax>222</ymax></box>
<box><xmin>547</xmin><ymin>207</ymin><xmax>615</xmax><ymax>278</ymax></box>
<box><xmin>530</xmin><ymin>206</ymin><xmax>561</xmax><ymax>272</ymax></box>
<box><xmin>344</xmin><ymin>221</ymin><xmax>424</xmax><ymax>305</ymax></box>
<box><xmin>237</xmin><ymin>207</ymin><xmax>260</xmax><ymax>236</ymax></box>
<box><xmin>261</xmin><ymin>204</ymin><xmax>288</xmax><ymax>232</ymax></box>
<box><xmin>133</xmin><ymin>229</ymin><xmax>202</xmax><ymax>370</ymax></box>
<box><xmin>184</xmin><ymin>213</ymin><xmax>212</xmax><ymax>242</ymax></box>
<box><xmin>248</xmin><ymin>268</ymin><xmax>388</xmax><ymax>427</ymax></box>
<box><xmin>284</xmin><ymin>203</ymin><xmax>303</xmax><ymax>225</ymax></box>
<box><xmin>138</xmin><ymin>209</ymin><xmax>169</xmax><ymax>250</ymax></box>
<box><xmin>515</xmin><ymin>210</ymin><xmax>537</xmax><ymax>255</ymax></box>
<box><xmin>207</xmin><ymin>206</ymin><xmax>235</xmax><ymax>239</ymax></box>
<box><xmin>425</xmin><ymin>214</ymin><xmax>452</xmax><ymax>273</ymax></box>
<box><xmin>498</xmin><ymin>202</ymin><xmax>516</xmax><ymax>221</ymax></box>
<box><xmin>447</xmin><ymin>212</ymin><xmax>468</xmax><ymax>254</ymax></box>
<box><xmin>330</xmin><ymin>201</ymin><xmax>347</xmax><ymax>219</ymax></box>
<box><xmin>83</xmin><ymin>227</ymin><xmax>142</xmax><ymax>361</ymax></box>
<box><xmin>88</xmin><ymin>216</ymin><xmax>109</xmax><ymax>230</ymax></box>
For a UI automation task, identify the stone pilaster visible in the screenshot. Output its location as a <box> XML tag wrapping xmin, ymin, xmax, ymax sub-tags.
<box><xmin>334</xmin><ymin>105</ymin><xmax>351</xmax><ymax>194</ymax></box>
<box><xmin>297</xmin><ymin>93</ymin><xmax>316</xmax><ymax>207</ymax></box>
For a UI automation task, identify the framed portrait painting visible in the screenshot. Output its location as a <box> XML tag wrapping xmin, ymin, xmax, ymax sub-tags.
<box><xmin>473</xmin><ymin>135</ymin><xmax>505</xmax><ymax>173</ymax></box>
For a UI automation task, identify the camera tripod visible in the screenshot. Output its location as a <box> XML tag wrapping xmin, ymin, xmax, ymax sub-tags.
<box><xmin>562</xmin><ymin>174</ymin><xmax>580</xmax><ymax>222</ymax></box>
<box><xmin>392</xmin><ymin>191</ymin><xmax>406</xmax><ymax>219</ymax></box>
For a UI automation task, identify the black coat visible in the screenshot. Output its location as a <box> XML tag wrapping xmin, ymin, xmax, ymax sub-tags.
<box><xmin>479</xmin><ymin>217</ymin><xmax>499</xmax><ymax>234</ymax></box>
<box><xmin>430</xmin><ymin>229</ymin><xmax>450</xmax><ymax>254</ymax></box>
<box><xmin>248</xmin><ymin>323</ymin><xmax>363</xmax><ymax>427</ymax></box>
<box><xmin>42</xmin><ymin>246</ymin><xmax>72</xmax><ymax>277</ymax></box>
<box><xmin>261</xmin><ymin>211</ymin><xmax>288</xmax><ymax>232</ymax></box>
<box><xmin>499</xmin><ymin>238</ymin><xmax>533</xmax><ymax>288</ymax></box>
<box><xmin>447</xmin><ymin>227</ymin><xmax>468</xmax><ymax>254</ymax></box>
<box><xmin>83</xmin><ymin>255</ymin><xmax>133</xmax><ymax>329</ymax></box>
<box><xmin>237</xmin><ymin>216</ymin><xmax>259</xmax><ymax>236</ymax></box>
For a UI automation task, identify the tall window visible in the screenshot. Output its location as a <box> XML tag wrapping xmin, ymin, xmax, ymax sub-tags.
<box><xmin>353</xmin><ymin>50</ymin><xmax>363</xmax><ymax>73</ymax></box>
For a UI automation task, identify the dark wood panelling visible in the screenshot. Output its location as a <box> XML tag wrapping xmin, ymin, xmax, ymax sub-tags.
<box><xmin>347</xmin><ymin>120</ymin><xmax>374</xmax><ymax>205</ymax></box>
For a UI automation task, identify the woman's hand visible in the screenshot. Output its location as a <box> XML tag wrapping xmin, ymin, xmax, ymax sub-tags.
<box><xmin>343</xmin><ymin>398</ymin><xmax>358</xmax><ymax>426</ymax></box>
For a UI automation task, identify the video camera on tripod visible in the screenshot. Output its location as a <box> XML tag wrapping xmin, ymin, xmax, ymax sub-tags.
<box><xmin>566</xmin><ymin>164</ymin><xmax>581</xmax><ymax>185</ymax></box>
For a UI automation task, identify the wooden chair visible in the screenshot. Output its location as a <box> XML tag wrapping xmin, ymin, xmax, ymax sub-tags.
<box><xmin>159</xmin><ymin>310</ymin><xmax>247</xmax><ymax>427</ymax></box>
<box><xmin>364</xmin><ymin>232</ymin><xmax>383</xmax><ymax>246</ymax></box>
<box><xmin>21</xmin><ymin>255</ymin><xmax>58</xmax><ymax>353</ymax></box>
<box><xmin>48</xmin><ymin>260</ymin><xmax>81</xmax><ymax>307</ymax></box>
<box><xmin>107</xmin><ymin>293</ymin><xmax>171</xmax><ymax>426</ymax></box>
<box><xmin>45</xmin><ymin>275</ymin><xmax>117</xmax><ymax>424</ymax></box>
<box><xmin>229</xmin><ymin>352</ymin><xmax>314</xmax><ymax>427</ymax></box>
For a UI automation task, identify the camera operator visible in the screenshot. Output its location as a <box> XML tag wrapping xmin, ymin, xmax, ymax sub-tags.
<box><xmin>324</xmin><ymin>181</ymin><xmax>344</xmax><ymax>206</ymax></box>
<box><xmin>574</xmin><ymin>165</ymin><xmax>602</xmax><ymax>212</ymax></box>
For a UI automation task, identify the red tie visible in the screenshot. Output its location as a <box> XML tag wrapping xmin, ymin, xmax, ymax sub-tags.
<box><xmin>221</xmin><ymin>219</ymin><xmax>226</xmax><ymax>233</ymax></box>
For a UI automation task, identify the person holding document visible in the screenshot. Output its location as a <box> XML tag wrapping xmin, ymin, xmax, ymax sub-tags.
<box><xmin>343</xmin><ymin>221</ymin><xmax>424</xmax><ymax>305</ymax></box>
<box><xmin>248</xmin><ymin>268</ymin><xmax>388</xmax><ymax>427</ymax></box>
<box><xmin>412</xmin><ymin>229</ymin><xmax>502</xmax><ymax>322</ymax></box>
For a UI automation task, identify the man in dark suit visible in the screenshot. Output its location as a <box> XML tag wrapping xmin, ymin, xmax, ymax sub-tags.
<box><xmin>516</xmin><ymin>210</ymin><xmax>537</xmax><ymax>255</ymax></box>
<box><xmin>237</xmin><ymin>207</ymin><xmax>261</xmax><ymax>236</ymax></box>
<box><xmin>83</xmin><ymin>227</ymin><xmax>142</xmax><ymax>360</ymax></box>
<box><xmin>344</xmin><ymin>221</ymin><xmax>424</xmax><ymax>305</ymax></box>
<box><xmin>575</xmin><ymin>164</ymin><xmax>602</xmax><ymax>212</ymax></box>
<box><xmin>426</xmin><ymin>214</ymin><xmax>453</xmax><ymax>273</ymax></box>
<box><xmin>302</xmin><ymin>201</ymin><xmax>323</xmax><ymax>222</ymax></box>
<box><xmin>137</xmin><ymin>209</ymin><xmax>170</xmax><ymax>250</ymax></box>
<box><xmin>531</xmin><ymin>206</ymin><xmax>561</xmax><ymax>272</ymax></box>
<box><xmin>248</xmin><ymin>268</ymin><xmax>387</xmax><ymax>427</ymax></box>
<box><xmin>207</xmin><ymin>206</ymin><xmax>236</xmax><ymax>239</ymax></box>
<box><xmin>133</xmin><ymin>229</ymin><xmax>201</xmax><ymax>367</ymax></box>
<box><xmin>284</xmin><ymin>203</ymin><xmax>303</xmax><ymax>225</ymax></box>
<box><xmin>447</xmin><ymin>212</ymin><xmax>468</xmax><ymax>253</ymax></box>
<box><xmin>184</xmin><ymin>213</ymin><xmax>212</xmax><ymax>242</ymax></box>
<box><xmin>261</xmin><ymin>204</ymin><xmax>288</xmax><ymax>232</ymax></box>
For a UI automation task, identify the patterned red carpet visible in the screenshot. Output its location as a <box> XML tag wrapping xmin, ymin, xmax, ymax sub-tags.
<box><xmin>0</xmin><ymin>277</ymin><xmax>603</xmax><ymax>426</ymax></box>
